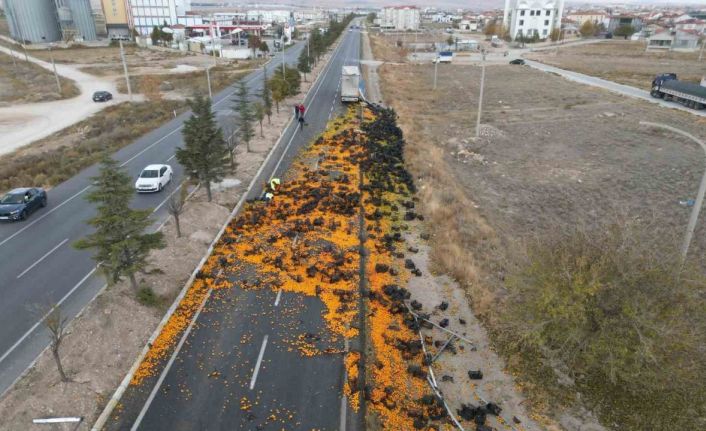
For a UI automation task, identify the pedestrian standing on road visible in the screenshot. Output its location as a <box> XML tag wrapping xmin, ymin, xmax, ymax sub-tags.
<box><xmin>298</xmin><ymin>115</ymin><xmax>305</xmax><ymax>130</ymax></box>
<box><xmin>299</xmin><ymin>103</ymin><xmax>306</xmax><ymax>117</ymax></box>
<box><xmin>294</xmin><ymin>104</ymin><xmax>300</xmax><ymax>119</ymax></box>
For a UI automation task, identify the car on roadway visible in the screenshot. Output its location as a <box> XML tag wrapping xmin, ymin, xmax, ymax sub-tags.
<box><xmin>0</xmin><ymin>188</ymin><xmax>47</xmax><ymax>221</ymax></box>
<box><xmin>509</xmin><ymin>59</ymin><xmax>526</xmax><ymax>65</ymax></box>
<box><xmin>92</xmin><ymin>91</ymin><xmax>113</xmax><ymax>102</ymax></box>
<box><xmin>135</xmin><ymin>164</ymin><xmax>173</xmax><ymax>193</ymax></box>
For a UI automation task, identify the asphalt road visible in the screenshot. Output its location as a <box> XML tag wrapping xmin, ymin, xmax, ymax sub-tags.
<box><xmin>107</xmin><ymin>26</ymin><xmax>362</xmax><ymax>431</ymax></box>
<box><xmin>524</xmin><ymin>59</ymin><xmax>706</xmax><ymax>118</ymax></box>
<box><xmin>0</xmin><ymin>42</ymin><xmax>306</xmax><ymax>396</ymax></box>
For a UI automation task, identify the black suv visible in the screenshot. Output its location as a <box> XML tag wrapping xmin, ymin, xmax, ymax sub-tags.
<box><xmin>93</xmin><ymin>91</ymin><xmax>113</xmax><ymax>102</ymax></box>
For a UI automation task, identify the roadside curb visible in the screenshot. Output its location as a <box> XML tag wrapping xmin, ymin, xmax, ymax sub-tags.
<box><xmin>91</xmin><ymin>33</ymin><xmax>348</xmax><ymax>431</ymax></box>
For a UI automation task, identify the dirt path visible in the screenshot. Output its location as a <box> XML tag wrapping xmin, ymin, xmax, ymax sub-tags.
<box><xmin>0</xmin><ymin>45</ymin><xmax>136</xmax><ymax>155</ymax></box>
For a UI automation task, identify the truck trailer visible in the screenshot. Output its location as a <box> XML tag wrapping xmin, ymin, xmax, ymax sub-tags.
<box><xmin>650</xmin><ymin>74</ymin><xmax>706</xmax><ymax>110</ymax></box>
<box><xmin>341</xmin><ymin>66</ymin><xmax>360</xmax><ymax>102</ymax></box>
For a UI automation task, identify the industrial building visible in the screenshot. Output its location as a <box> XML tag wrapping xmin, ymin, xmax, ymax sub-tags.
<box><xmin>5</xmin><ymin>0</ymin><xmax>97</xmax><ymax>43</ymax></box>
<box><xmin>129</xmin><ymin>0</ymin><xmax>192</xmax><ymax>35</ymax></box>
<box><xmin>100</xmin><ymin>0</ymin><xmax>131</xmax><ymax>39</ymax></box>
<box><xmin>503</xmin><ymin>0</ymin><xmax>564</xmax><ymax>40</ymax></box>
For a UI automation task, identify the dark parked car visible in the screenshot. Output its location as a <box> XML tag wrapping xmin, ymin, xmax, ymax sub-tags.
<box><xmin>92</xmin><ymin>91</ymin><xmax>113</xmax><ymax>102</ymax></box>
<box><xmin>509</xmin><ymin>59</ymin><xmax>525</xmax><ymax>65</ymax></box>
<box><xmin>0</xmin><ymin>188</ymin><xmax>47</xmax><ymax>221</ymax></box>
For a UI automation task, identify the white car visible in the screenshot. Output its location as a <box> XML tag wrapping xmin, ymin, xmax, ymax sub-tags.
<box><xmin>135</xmin><ymin>164</ymin><xmax>173</xmax><ymax>193</ymax></box>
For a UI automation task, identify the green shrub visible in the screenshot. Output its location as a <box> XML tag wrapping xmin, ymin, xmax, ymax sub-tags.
<box><xmin>504</xmin><ymin>221</ymin><xmax>706</xmax><ymax>429</ymax></box>
<box><xmin>137</xmin><ymin>286</ymin><xmax>160</xmax><ymax>307</ymax></box>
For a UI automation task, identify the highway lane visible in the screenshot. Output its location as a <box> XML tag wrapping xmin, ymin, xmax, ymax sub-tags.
<box><xmin>108</xmin><ymin>26</ymin><xmax>362</xmax><ymax>431</ymax></box>
<box><xmin>0</xmin><ymin>43</ymin><xmax>305</xmax><ymax>395</ymax></box>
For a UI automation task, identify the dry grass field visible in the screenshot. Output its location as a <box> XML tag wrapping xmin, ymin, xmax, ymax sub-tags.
<box><xmin>376</xmin><ymin>52</ymin><xmax>706</xmax><ymax>429</ymax></box>
<box><xmin>0</xmin><ymin>51</ymin><xmax>79</xmax><ymax>105</ymax></box>
<box><xmin>526</xmin><ymin>40</ymin><xmax>706</xmax><ymax>90</ymax></box>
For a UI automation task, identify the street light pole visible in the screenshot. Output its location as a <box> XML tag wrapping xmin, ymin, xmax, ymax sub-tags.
<box><xmin>119</xmin><ymin>39</ymin><xmax>132</xmax><ymax>101</ymax></box>
<box><xmin>206</xmin><ymin>66</ymin><xmax>212</xmax><ymax>99</ymax></box>
<box><xmin>640</xmin><ymin>121</ymin><xmax>706</xmax><ymax>263</ymax></box>
<box><xmin>281</xmin><ymin>35</ymin><xmax>286</xmax><ymax>78</ymax></box>
<box><xmin>49</xmin><ymin>45</ymin><xmax>62</xmax><ymax>94</ymax></box>
<box><xmin>475</xmin><ymin>59</ymin><xmax>486</xmax><ymax>138</ymax></box>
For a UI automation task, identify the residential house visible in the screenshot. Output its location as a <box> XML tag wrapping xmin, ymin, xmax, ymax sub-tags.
<box><xmin>675</xmin><ymin>19</ymin><xmax>706</xmax><ymax>34</ymax></box>
<box><xmin>647</xmin><ymin>29</ymin><xmax>700</xmax><ymax>52</ymax></box>
<box><xmin>608</xmin><ymin>15</ymin><xmax>643</xmax><ymax>32</ymax></box>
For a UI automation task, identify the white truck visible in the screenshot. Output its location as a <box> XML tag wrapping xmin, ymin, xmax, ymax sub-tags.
<box><xmin>341</xmin><ymin>66</ymin><xmax>361</xmax><ymax>102</ymax></box>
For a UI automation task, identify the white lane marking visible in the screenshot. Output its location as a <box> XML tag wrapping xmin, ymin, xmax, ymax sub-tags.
<box><xmin>269</xmin><ymin>34</ymin><xmax>347</xmax><ymax>179</ymax></box>
<box><xmin>274</xmin><ymin>289</ymin><xmax>282</xmax><ymax>306</ymax></box>
<box><xmin>166</xmin><ymin>154</ymin><xmax>176</xmax><ymax>162</ymax></box>
<box><xmin>130</xmin><ymin>287</ymin><xmax>214</xmax><ymax>431</ymax></box>
<box><xmin>0</xmin><ymin>185</ymin><xmax>91</xmax><ymax>248</ymax></box>
<box><xmin>340</xmin><ymin>393</ymin><xmax>348</xmax><ymax>431</ymax></box>
<box><xmin>151</xmin><ymin>183</ymin><xmax>183</xmax><ymax>214</ymax></box>
<box><xmin>119</xmin><ymin>126</ymin><xmax>183</xmax><ymax>168</ymax></box>
<box><xmin>1</xmin><ymin>179</ymin><xmax>195</xmax><ymax>371</ymax></box>
<box><xmin>16</xmin><ymin>238</ymin><xmax>69</xmax><ymax>279</ymax></box>
<box><xmin>249</xmin><ymin>335</ymin><xmax>269</xmax><ymax>390</ymax></box>
<box><xmin>0</xmin><ymin>56</ymin><xmax>292</xmax><ymax>389</ymax></box>
<box><xmin>0</xmin><ymin>55</ymin><xmax>281</xmax><ymax>252</ymax></box>
<box><xmin>0</xmin><ymin>268</ymin><xmax>101</xmax><ymax>366</ymax></box>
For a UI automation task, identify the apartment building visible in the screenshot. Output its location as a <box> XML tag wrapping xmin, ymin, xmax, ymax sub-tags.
<box><xmin>382</xmin><ymin>6</ymin><xmax>420</xmax><ymax>31</ymax></box>
<box><xmin>129</xmin><ymin>0</ymin><xmax>191</xmax><ymax>35</ymax></box>
<box><xmin>503</xmin><ymin>0</ymin><xmax>564</xmax><ymax>40</ymax></box>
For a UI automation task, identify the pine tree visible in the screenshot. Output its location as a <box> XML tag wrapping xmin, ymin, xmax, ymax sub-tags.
<box><xmin>176</xmin><ymin>95</ymin><xmax>228</xmax><ymax>201</ymax></box>
<box><xmin>74</xmin><ymin>157</ymin><xmax>165</xmax><ymax>292</ymax></box>
<box><xmin>261</xmin><ymin>65</ymin><xmax>273</xmax><ymax>123</ymax></box>
<box><xmin>297</xmin><ymin>50</ymin><xmax>311</xmax><ymax>82</ymax></box>
<box><xmin>254</xmin><ymin>102</ymin><xmax>265</xmax><ymax>138</ymax></box>
<box><xmin>232</xmin><ymin>80</ymin><xmax>255</xmax><ymax>152</ymax></box>
<box><xmin>270</xmin><ymin>75</ymin><xmax>288</xmax><ymax>113</ymax></box>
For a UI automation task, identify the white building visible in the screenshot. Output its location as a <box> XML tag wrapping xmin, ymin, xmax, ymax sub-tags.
<box><xmin>503</xmin><ymin>0</ymin><xmax>564</xmax><ymax>40</ymax></box>
<box><xmin>382</xmin><ymin>6</ymin><xmax>420</xmax><ymax>30</ymax></box>
<box><xmin>129</xmin><ymin>0</ymin><xmax>191</xmax><ymax>35</ymax></box>
<box><xmin>245</xmin><ymin>9</ymin><xmax>291</xmax><ymax>24</ymax></box>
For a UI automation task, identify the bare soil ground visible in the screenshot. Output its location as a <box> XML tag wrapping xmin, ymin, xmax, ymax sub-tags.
<box><xmin>374</xmin><ymin>39</ymin><xmax>706</xmax><ymax>429</ymax></box>
<box><xmin>115</xmin><ymin>65</ymin><xmax>256</xmax><ymax>100</ymax></box>
<box><xmin>0</xmin><ymin>45</ymin><xmax>337</xmax><ymax>431</ymax></box>
<box><xmin>0</xmin><ymin>51</ymin><xmax>79</xmax><ymax>105</ymax></box>
<box><xmin>370</xmin><ymin>33</ymin><xmax>408</xmax><ymax>63</ymax></box>
<box><xmin>525</xmin><ymin>40</ymin><xmax>705</xmax><ymax>90</ymax></box>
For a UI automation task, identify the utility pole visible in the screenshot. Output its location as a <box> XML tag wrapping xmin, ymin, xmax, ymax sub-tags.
<box><xmin>640</xmin><ymin>121</ymin><xmax>706</xmax><ymax>264</ymax></box>
<box><xmin>281</xmin><ymin>35</ymin><xmax>286</xmax><ymax>78</ymax></box>
<box><xmin>206</xmin><ymin>67</ymin><xmax>212</xmax><ymax>99</ymax></box>
<box><xmin>119</xmin><ymin>39</ymin><xmax>132</xmax><ymax>101</ymax></box>
<box><xmin>9</xmin><ymin>46</ymin><xmax>17</xmax><ymax>69</ymax></box>
<box><xmin>699</xmin><ymin>38</ymin><xmax>704</xmax><ymax>62</ymax></box>
<box><xmin>475</xmin><ymin>58</ymin><xmax>486</xmax><ymax>138</ymax></box>
<box><xmin>49</xmin><ymin>45</ymin><xmax>62</xmax><ymax>94</ymax></box>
